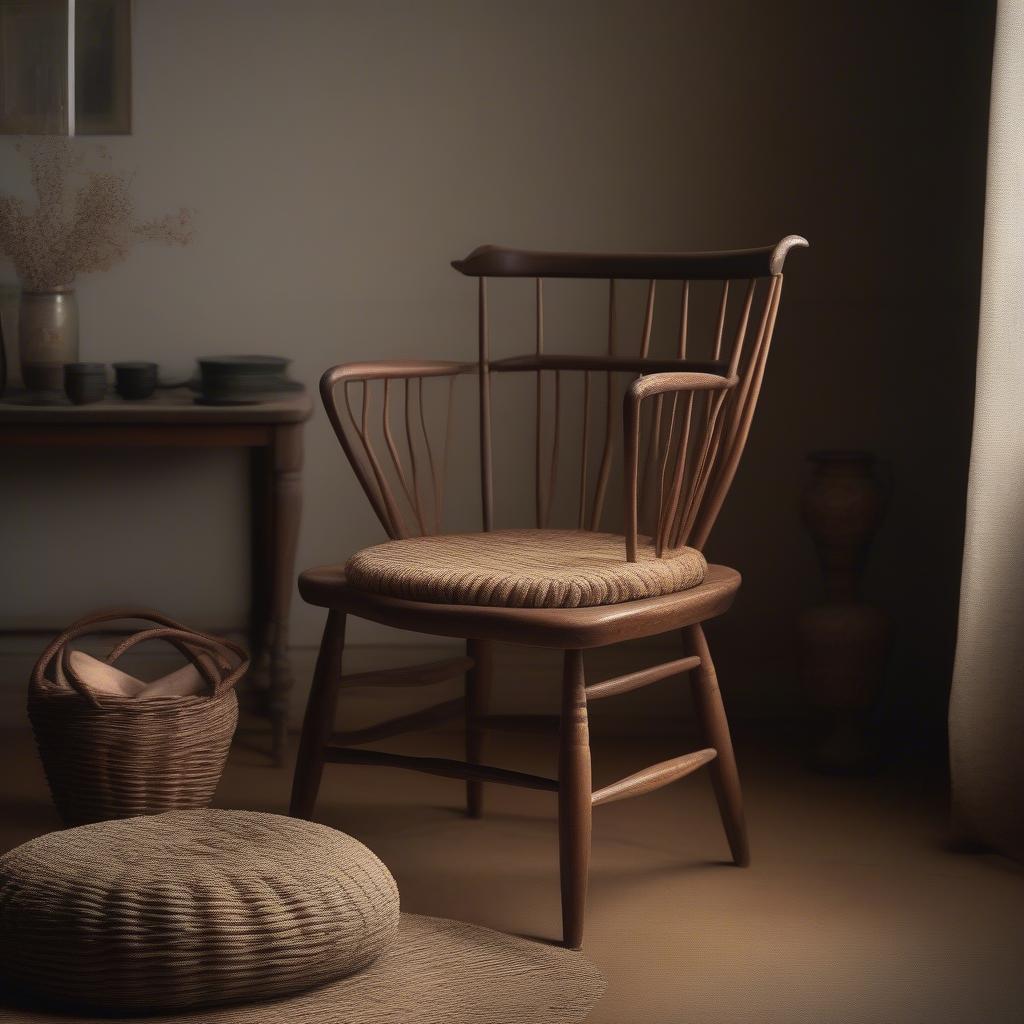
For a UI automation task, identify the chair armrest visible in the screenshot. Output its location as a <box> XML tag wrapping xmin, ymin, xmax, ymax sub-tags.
<box><xmin>321</xmin><ymin>359</ymin><xmax>474</xmax><ymax>394</ymax></box>
<box><xmin>321</xmin><ymin>360</ymin><xmax>473</xmax><ymax>539</ymax></box>
<box><xmin>623</xmin><ymin>371</ymin><xmax>737</xmax><ymax>561</ymax></box>
<box><xmin>626</xmin><ymin>370</ymin><xmax>737</xmax><ymax>403</ymax></box>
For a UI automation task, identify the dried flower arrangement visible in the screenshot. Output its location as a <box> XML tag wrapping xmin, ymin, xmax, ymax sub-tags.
<box><xmin>0</xmin><ymin>139</ymin><xmax>194</xmax><ymax>293</ymax></box>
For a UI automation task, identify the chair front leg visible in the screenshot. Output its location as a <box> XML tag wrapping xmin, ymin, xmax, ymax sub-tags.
<box><xmin>558</xmin><ymin>649</ymin><xmax>592</xmax><ymax>949</ymax></box>
<box><xmin>464</xmin><ymin>638</ymin><xmax>492</xmax><ymax>818</ymax></box>
<box><xmin>290</xmin><ymin>610</ymin><xmax>346</xmax><ymax>820</ymax></box>
<box><xmin>683</xmin><ymin>622</ymin><xmax>750</xmax><ymax>866</ymax></box>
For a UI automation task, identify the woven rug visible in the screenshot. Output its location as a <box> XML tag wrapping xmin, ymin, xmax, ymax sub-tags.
<box><xmin>0</xmin><ymin>913</ymin><xmax>605</xmax><ymax>1024</ymax></box>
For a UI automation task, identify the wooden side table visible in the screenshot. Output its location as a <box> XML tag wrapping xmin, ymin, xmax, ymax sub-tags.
<box><xmin>0</xmin><ymin>387</ymin><xmax>313</xmax><ymax>764</ymax></box>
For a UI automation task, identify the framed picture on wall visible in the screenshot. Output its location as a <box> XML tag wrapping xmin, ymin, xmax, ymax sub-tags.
<box><xmin>0</xmin><ymin>0</ymin><xmax>131</xmax><ymax>135</ymax></box>
<box><xmin>75</xmin><ymin>0</ymin><xmax>131</xmax><ymax>134</ymax></box>
<box><xmin>0</xmin><ymin>0</ymin><xmax>69</xmax><ymax>134</ymax></box>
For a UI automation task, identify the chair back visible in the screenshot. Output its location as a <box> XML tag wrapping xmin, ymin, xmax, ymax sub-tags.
<box><xmin>453</xmin><ymin>237</ymin><xmax>807</xmax><ymax>555</ymax></box>
<box><xmin>320</xmin><ymin>237</ymin><xmax>806</xmax><ymax>556</ymax></box>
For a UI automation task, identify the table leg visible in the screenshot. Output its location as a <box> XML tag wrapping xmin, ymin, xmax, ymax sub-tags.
<box><xmin>249</xmin><ymin>447</ymin><xmax>272</xmax><ymax>682</ymax></box>
<box><xmin>254</xmin><ymin>423</ymin><xmax>303</xmax><ymax>765</ymax></box>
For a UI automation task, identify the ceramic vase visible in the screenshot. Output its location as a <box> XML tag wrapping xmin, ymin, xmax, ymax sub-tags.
<box><xmin>798</xmin><ymin>451</ymin><xmax>889</xmax><ymax>773</ymax></box>
<box><xmin>19</xmin><ymin>287</ymin><xmax>79</xmax><ymax>392</ymax></box>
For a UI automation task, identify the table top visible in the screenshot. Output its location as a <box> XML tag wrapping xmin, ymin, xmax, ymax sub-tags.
<box><xmin>0</xmin><ymin>387</ymin><xmax>314</xmax><ymax>425</ymax></box>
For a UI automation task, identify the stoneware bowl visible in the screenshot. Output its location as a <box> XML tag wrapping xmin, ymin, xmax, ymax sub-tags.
<box><xmin>196</xmin><ymin>355</ymin><xmax>296</xmax><ymax>404</ymax></box>
<box><xmin>63</xmin><ymin>363</ymin><xmax>107</xmax><ymax>405</ymax></box>
<box><xmin>114</xmin><ymin>361</ymin><xmax>158</xmax><ymax>401</ymax></box>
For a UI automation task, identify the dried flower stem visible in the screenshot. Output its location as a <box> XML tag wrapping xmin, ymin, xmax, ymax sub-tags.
<box><xmin>0</xmin><ymin>139</ymin><xmax>194</xmax><ymax>292</ymax></box>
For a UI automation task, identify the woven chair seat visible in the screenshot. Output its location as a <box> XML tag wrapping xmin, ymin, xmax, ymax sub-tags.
<box><xmin>345</xmin><ymin>529</ymin><xmax>707</xmax><ymax>609</ymax></box>
<box><xmin>0</xmin><ymin>809</ymin><xmax>400</xmax><ymax>1013</ymax></box>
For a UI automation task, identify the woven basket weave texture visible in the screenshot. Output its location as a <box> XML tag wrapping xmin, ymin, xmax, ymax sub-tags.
<box><xmin>28</xmin><ymin>611</ymin><xmax>246</xmax><ymax>826</ymax></box>
<box><xmin>345</xmin><ymin>528</ymin><xmax>707</xmax><ymax>608</ymax></box>
<box><xmin>0</xmin><ymin>809</ymin><xmax>402</xmax><ymax>1013</ymax></box>
<box><xmin>0</xmin><ymin>914</ymin><xmax>604</xmax><ymax>1024</ymax></box>
<box><xmin>28</xmin><ymin>692</ymin><xmax>238</xmax><ymax>825</ymax></box>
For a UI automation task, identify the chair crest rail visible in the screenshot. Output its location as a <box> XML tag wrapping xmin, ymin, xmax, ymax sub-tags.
<box><xmin>452</xmin><ymin>236</ymin><xmax>808</xmax><ymax>280</ymax></box>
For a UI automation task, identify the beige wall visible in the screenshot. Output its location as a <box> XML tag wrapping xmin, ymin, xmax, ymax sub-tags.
<box><xmin>0</xmin><ymin>2</ymin><xmax>993</xmax><ymax>722</ymax></box>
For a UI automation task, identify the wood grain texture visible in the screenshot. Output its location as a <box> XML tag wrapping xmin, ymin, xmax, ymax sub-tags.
<box><xmin>320</xmin><ymin>361</ymin><xmax>470</xmax><ymax>539</ymax></box>
<box><xmin>558</xmin><ymin>650</ymin><xmax>592</xmax><ymax>949</ymax></box>
<box><xmin>478</xmin><ymin>278</ymin><xmax>495</xmax><ymax>531</ymax></box>
<box><xmin>289</xmin><ymin>611</ymin><xmax>346</xmax><ymax>821</ymax></box>
<box><xmin>0</xmin><ymin>424</ymin><xmax>274</xmax><ymax>447</ymax></box>
<box><xmin>584</xmin><ymin>654</ymin><xmax>701</xmax><ymax>701</ymax></box>
<box><xmin>490</xmin><ymin>354</ymin><xmax>727</xmax><ymax>375</ymax></box>
<box><xmin>590</xmin><ymin>748</ymin><xmax>717</xmax><ymax>807</ymax></box>
<box><xmin>451</xmin><ymin>236</ymin><xmax>808</xmax><ymax>279</ymax></box>
<box><xmin>0</xmin><ymin>388</ymin><xmax>312</xmax><ymax>425</ymax></box>
<box><xmin>265</xmin><ymin>423</ymin><xmax>303</xmax><ymax>763</ymax></box>
<box><xmin>684</xmin><ymin>623</ymin><xmax>749</xmax><ymax>866</ymax></box>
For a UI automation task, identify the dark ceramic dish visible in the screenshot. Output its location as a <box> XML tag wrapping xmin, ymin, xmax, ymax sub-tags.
<box><xmin>198</xmin><ymin>355</ymin><xmax>290</xmax><ymax>379</ymax></box>
<box><xmin>114</xmin><ymin>361</ymin><xmax>159</xmax><ymax>401</ymax></box>
<box><xmin>64</xmin><ymin>363</ymin><xmax>107</xmax><ymax>405</ymax></box>
<box><xmin>195</xmin><ymin>355</ymin><xmax>297</xmax><ymax>404</ymax></box>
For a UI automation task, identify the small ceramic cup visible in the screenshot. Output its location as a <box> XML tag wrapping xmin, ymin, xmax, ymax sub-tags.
<box><xmin>64</xmin><ymin>363</ymin><xmax>108</xmax><ymax>405</ymax></box>
<box><xmin>113</xmin><ymin>361</ymin><xmax>159</xmax><ymax>401</ymax></box>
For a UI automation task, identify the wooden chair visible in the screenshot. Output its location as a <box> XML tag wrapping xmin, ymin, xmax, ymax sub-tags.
<box><xmin>290</xmin><ymin>236</ymin><xmax>807</xmax><ymax>948</ymax></box>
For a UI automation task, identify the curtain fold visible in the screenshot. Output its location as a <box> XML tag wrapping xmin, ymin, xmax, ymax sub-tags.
<box><xmin>948</xmin><ymin>0</ymin><xmax>1024</xmax><ymax>861</ymax></box>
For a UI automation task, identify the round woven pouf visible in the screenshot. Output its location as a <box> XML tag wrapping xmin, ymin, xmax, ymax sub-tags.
<box><xmin>0</xmin><ymin>809</ymin><xmax>401</xmax><ymax>1013</ymax></box>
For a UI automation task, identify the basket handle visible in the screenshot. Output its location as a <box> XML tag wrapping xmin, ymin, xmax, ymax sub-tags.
<box><xmin>103</xmin><ymin>628</ymin><xmax>249</xmax><ymax>700</ymax></box>
<box><xmin>46</xmin><ymin>607</ymin><xmax>225</xmax><ymax>689</ymax></box>
<box><xmin>32</xmin><ymin>610</ymin><xmax>248</xmax><ymax>708</ymax></box>
<box><xmin>33</xmin><ymin>609</ymin><xmax>223</xmax><ymax>704</ymax></box>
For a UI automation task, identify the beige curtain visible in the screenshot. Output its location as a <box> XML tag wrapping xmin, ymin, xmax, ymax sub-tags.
<box><xmin>948</xmin><ymin>0</ymin><xmax>1024</xmax><ymax>861</ymax></box>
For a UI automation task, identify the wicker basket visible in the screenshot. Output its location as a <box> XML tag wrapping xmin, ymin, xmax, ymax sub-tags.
<box><xmin>28</xmin><ymin>609</ymin><xmax>248</xmax><ymax>826</ymax></box>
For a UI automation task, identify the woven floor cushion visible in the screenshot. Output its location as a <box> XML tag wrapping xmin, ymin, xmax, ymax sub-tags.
<box><xmin>345</xmin><ymin>528</ymin><xmax>708</xmax><ymax>608</ymax></box>
<box><xmin>0</xmin><ymin>809</ymin><xmax>400</xmax><ymax>1013</ymax></box>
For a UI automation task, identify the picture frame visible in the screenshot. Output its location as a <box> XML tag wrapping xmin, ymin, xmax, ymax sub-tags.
<box><xmin>0</xmin><ymin>0</ymin><xmax>131</xmax><ymax>135</ymax></box>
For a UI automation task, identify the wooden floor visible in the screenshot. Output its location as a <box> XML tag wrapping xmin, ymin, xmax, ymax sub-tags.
<box><xmin>2</xmin><ymin>717</ymin><xmax>1022</xmax><ymax>1024</ymax></box>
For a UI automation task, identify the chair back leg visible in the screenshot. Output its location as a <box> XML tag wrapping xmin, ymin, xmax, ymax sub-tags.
<box><xmin>464</xmin><ymin>639</ymin><xmax>492</xmax><ymax>818</ymax></box>
<box><xmin>290</xmin><ymin>611</ymin><xmax>347</xmax><ymax>820</ymax></box>
<box><xmin>557</xmin><ymin>649</ymin><xmax>592</xmax><ymax>949</ymax></box>
<box><xmin>683</xmin><ymin>623</ymin><xmax>750</xmax><ymax>866</ymax></box>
